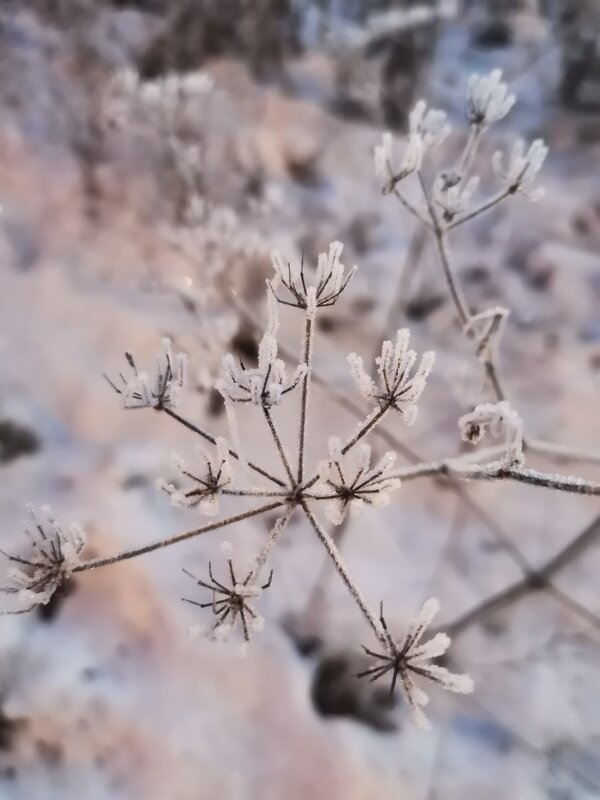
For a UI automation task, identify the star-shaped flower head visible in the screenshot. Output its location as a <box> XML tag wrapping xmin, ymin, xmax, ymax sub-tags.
<box><xmin>183</xmin><ymin>542</ymin><xmax>270</xmax><ymax>646</ymax></box>
<box><xmin>216</xmin><ymin>294</ymin><xmax>306</xmax><ymax>407</ymax></box>
<box><xmin>105</xmin><ymin>338</ymin><xmax>188</xmax><ymax>410</ymax></box>
<box><xmin>348</xmin><ymin>329</ymin><xmax>435</xmax><ymax>425</ymax></box>
<box><xmin>1</xmin><ymin>506</ymin><xmax>86</xmax><ymax>613</ymax></box>
<box><xmin>315</xmin><ymin>437</ymin><xmax>401</xmax><ymax>525</ymax></box>
<box><xmin>466</xmin><ymin>69</ymin><xmax>515</xmax><ymax>127</ymax></box>
<box><xmin>156</xmin><ymin>438</ymin><xmax>233</xmax><ymax>516</ymax></box>
<box><xmin>492</xmin><ymin>138</ymin><xmax>547</xmax><ymax>201</ymax></box>
<box><xmin>270</xmin><ymin>241</ymin><xmax>357</xmax><ymax>317</ymax></box>
<box><xmin>459</xmin><ymin>400</ymin><xmax>524</xmax><ymax>467</ymax></box>
<box><xmin>357</xmin><ymin>599</ymin><xmax>474</xmax><ymax>730</ymax></box>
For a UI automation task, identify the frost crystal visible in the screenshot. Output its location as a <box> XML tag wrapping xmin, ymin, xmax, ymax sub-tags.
<box><xmin>433</xmin><ymin>172</ymin><xmax>480</xmax><ymax>222</ymax></box>
<box><xmin>1</xmin><ymin>506</ymin><xmax>86</xmax><ymax>612</ymax></box>
<box><xmin>466</xmin><ymin>69</ymin><xmax>515</xmax><ymax>127</ymax></box>
<box><xmin>157</xmin><ymin>438</ymin><xmax>233</xmax><ymax>516</ymax></box>
<box><xmin>348</xmin><ymin>329</ymin><xmax>435</xmax><ymax>425</ymax></box>
<box><xmin>409</xmin><ymin>100</ymin><xmax>451</xmax><ymax>151</ymax></box>
<box><xmin>459</xmin><ymin>401</ymin><xmax>524</xmax><ymax>467</ymax></box>
<box><xmin>182</xmin><ymin>543</ymin><xmax>270</xmax><ymax>643</ymax></box>
<box><xmin>105</xmin><ymin>339</ymin><xmax>188</xmax><ymax>410</ymax></box>
<box><xmin>492</xmin><ymin>139</ymin><xmax>547</xmax><ymax>200</ymax></box>
<box><xmin>216</xmin><ymin>295</ymin><xmax>306</xmax><ymax>406</ymax></box>
<box><xmin>270</xmin><ymin>241</ymin><xmax>357</xmax><ymax>316</ymax></box>
<box><xmin>315</xmin><ymin>438</ymin><xmax>401</xmax><ymax>525</ymax></box>
<box><xmin>374</xmin><ymin>131</ymin><xmax>424</xmax><ymax>194</ymax></box>
<box><xmin>358</xmin><ymin>598</ymin><xmax>474</xmax><ymax>730</ymax></box>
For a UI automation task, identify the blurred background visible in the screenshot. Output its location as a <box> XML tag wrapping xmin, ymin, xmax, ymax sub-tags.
<box><xmin>0</xmin><ymin>1</ymin><xmax>599</xmax><ymax>798</ymax></box>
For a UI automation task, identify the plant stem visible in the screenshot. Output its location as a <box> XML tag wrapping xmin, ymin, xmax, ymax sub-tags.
<box><xmin>72</xmin><ymin>501</ymin><xmax>284</xmax><ymax>573</ymax></box>
<box><xmin>297</xmin><ymin>314</ymin><xmax>315</xmax><ymax>485</ymax></box>
<box><xmin>301</xmin><ymin>500</ymin><xmax>387</xmax><ymax>646</ymax></box>
<box><xmin>263</xmin><ymin>406</ymin><xmax>295</xmax><ymax>487</ymax></box>
<box><xmin>246</xmin><ymin>505</ymin><xmax>295</xmax><ymax>584</ymax></box>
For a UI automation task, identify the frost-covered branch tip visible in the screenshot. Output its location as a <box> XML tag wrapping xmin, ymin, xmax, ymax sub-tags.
<box><xmin>156</xmin><ymin>438</ymin><xmax>233</xmax><ymax>516</ymax></box>
<box><xmin>459</xmin><ymin>401</ymin><xmax>524</xmax><ymax>468</ymax></box>
<box><xmin>466</xmin><ymin>69</ymin><xmax>515</xmax><ymax>127</ymax></box>
<box><xmin>348</xmin><ymin>329</ymin><xmax>435</xmax><ymax>425</ymax></box>
<box><xmin>270</xmin><ymin>241</ymin><xmax>356</xmax><ymax>316</ymax></box>
<box><xmin>314</xmin><ymin>437</ymin><xmax>401</xmax><ymax>525</ymax></box>
<box><xmin>433</xmin><ymin>171</ymin><xmax>480</xmax><ymax>223</ymax></box>
<box><xmin>357</xmin><ymin>598</ymin><xmax>473</xmax><ymax>730</ymax></box>
<box><xmin>492</xmin><ymin>139</ymin><xmax>547</xmax><ymax>201</ymax></box>
<box><xmin>105</xmin><ymin>338</ymin><xmax>188</xmax><ymax>410</ymax></box>
<box><xmin>1</xmin><ymin>506</ymin><xmax>86</xmax><ymax>614</ymax></box>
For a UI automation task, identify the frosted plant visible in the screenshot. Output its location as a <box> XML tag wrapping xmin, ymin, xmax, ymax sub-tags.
<box><xmin>409</xmin><ymin>100</ymin><xmax>451</xmax><ymax>151</ymax></box>
<box><xmin>216</xmin><ymin>296</ymin><xmax>306</xmax><ymax>408</ymax></box>
<box><xmin>492</xmin><ymin>139</ymin><xmax>548</xmax><ymax>201</ymax></box>
<box><xmin>433</xmin><ymin>172</ymin><xmax>480</xmax><ymax>223</ymax></box>
<box><xmin>1</xmin><ymin>507</ymin><xmax>85</xmax><ymax>614</ymax></box>
<box><xmin>348</xmin><ymin>329</ymin><xmax>435</xmax><ymax>427</ymax></box>
<box><xmin>314</xmin><ymin>438</ymin><xmax>401</xmax><ymax>525</ymax></box>
<box><xmin>182</xmin><ymin>541</ymin><xmax>270</xmax><ymax>645</ymax></box>
<box><xmin>374</xmin><ymin>131</ymin><xmax>424</xmax><ymax>194</ymax></box>
<box><xmin>357</xmin><ymin>599</ymin><xmax>473</xmax><ymax>730</ymax></box>
<box><xmin>466</xmin><ymin>69</ymin><xmax>515</xmax><ymax>127</ymax></box>
<box><xmin>156</xmin><ymin>438</ymin><xmax>233</xmax><ymax>516</ymax></box>
<box><xmin>270</xmin><ymin>240</ymin><xmax>357</xmax><ymax>315</ymax></box>
<box><xmin>4</xmin><ymin>71</ymin><xmax>600</xmax><ymax>733</ymax></box>
<box><xmin>459</xmin><ymin>402</ymin><xmax>524</xmax><ymax>468</ymax></box>
<box><xmin>105</xmin><ymin>338</ymin><xmax>187</xmax><ymax>411</ymax></box>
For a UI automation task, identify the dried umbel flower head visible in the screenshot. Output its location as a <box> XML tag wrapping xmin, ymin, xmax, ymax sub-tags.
<box><xmin>357</xmin><ymin>599</ymin><xmax>473</xmax><ymax>730</ymax></box>
<box><xmin>183</xmin><ymin>542</ymin><xmax>270</xmax><ymax>643</ymax></box>
<box><xmin>157</xmin><ymin>438</ymin><xmax>233</xmax><ymax>516</ymax></box>
<box><xmin>315</xmin><ymin>438</ymin><xmax>401</xmax><ymax>525</ymax></box>
<box><xmin>466</xmin><ymin>69</ymin><xmax>515</xmax><ymax>127</ymax></box>
<box><xmin>492</xmin><ymin>139</ymin><xmax>547</xmax><ymax>201</ymax></box>
<box><xmin>216</xmin><ymin>295</ymin><xmax>306</xmax><ymax>407</ymax></box>
<box><xmin>409</xmin><ymin>100</ymin><xmax>451</xmax><ymax>151</ymax></box>
<box><xmin>270</xmin><ymin>241</ymin><xmax>357</xmax><ymax>317</ymax></box>
<box><xmin>1</xmin><ymin>506</ymin><xmax>85</xmax><ymax>613</ymax></box>
<box><xmin>433</xmin><ymin>172</ymin><xmax>480</xmax><ymax>223</ymax></box>
<box><xmin>374</xmin><ymin>131</ymin><xmax>424</xmax><ymax>194</ymax></box>
<box><xmin>105</xmin><ymin>338</ymin><xmax>188</xmax><ymax>410</ymax></box>
<box><xmin>459</xmin><ymin>401</ymin><xmax>524</xmax><ymax>467</ymax></box>
<box><xmin>348</xmin><ymin>329</ymin><xmax>435</xmax><ymax>425</ymax></box>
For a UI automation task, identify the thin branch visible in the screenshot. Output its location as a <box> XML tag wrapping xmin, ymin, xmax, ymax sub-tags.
<box><xmin>163</xmin><ymin>407</ymin><xmax>286</xmax><ymax>488</ymax></box>
<box><xmin>526</xmin><ymin>437</ymin><xmax>600</xmax><ymax>467</ymax></box>
<box><xmin>301</xmin><ymin>500</ymin><xmax>387</xmax><ymax>647</ymax></box>
<box><xmin>297</xmin><ymin>314</ymin><xmax>315</xmax><ymax>484</ymax></box>
<box><xmin>391</xmin><ymin>187</ymin><xmax>432</xmax><ymax>228</ymax></box>
<box><xmin>448</xmin><ymin>188</ymin><xmax>511</xmax><ymax>229</ymax></box>
<box><xmin>263</xmin><ymin>406</ymin><xmax>295</xmax><ymax>487</ymax></box>
<box><xmin>246</xmin><ymin>504</ymin><xmax>295</xmax><ymax>584</ymax></box>
<box><xmin>445</xmin><ymin>515</ymin><xmax>600</xmax><ymax>637</ymax></box>
<box><xmin>72</xmin><ymin>501</ymin><xmax>284</xmax><ymax>573</ymax></box>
